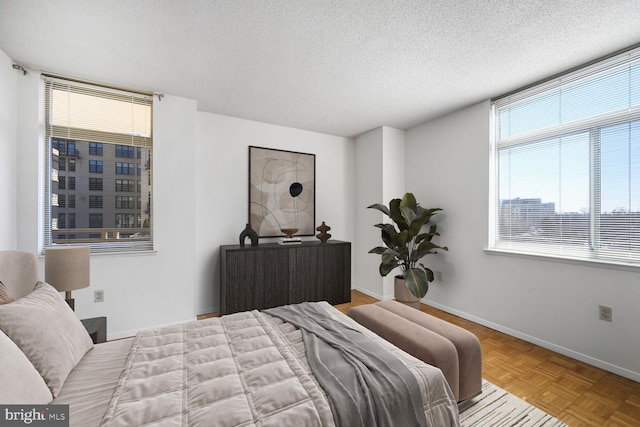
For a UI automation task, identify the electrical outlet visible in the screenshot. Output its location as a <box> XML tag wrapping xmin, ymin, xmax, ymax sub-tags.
<box><xmin>94</xmin><ymin>290</ymin><xmax>104</xmax><ymax>303</ymax></box>
<box><xmin>599</xmin><ymin>305</ymin><xmax>612</xmax><ymax>322</ymax></box>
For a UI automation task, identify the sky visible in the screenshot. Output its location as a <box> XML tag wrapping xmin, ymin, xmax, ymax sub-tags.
<box><xmin>497</xmin><ymin>59</ymin><xmax>640</xmax><ymax>214</ymax></box>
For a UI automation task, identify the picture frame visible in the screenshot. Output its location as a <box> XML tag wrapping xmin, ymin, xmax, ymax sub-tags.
<box><xmin>249</xmin><ymin>146</ymin><xmax>316</xmax><ymax>238</ymax></box>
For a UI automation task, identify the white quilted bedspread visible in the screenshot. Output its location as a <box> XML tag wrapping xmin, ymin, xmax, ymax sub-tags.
<box><xmin>99</xmin><ymin>303</ymin><xmax>459</xmax><ymax>427</ymax></box>
<box><xmin>100</xmin><ymin>310</ymin><xmax>335</xmax><ymax>427</ymax></box>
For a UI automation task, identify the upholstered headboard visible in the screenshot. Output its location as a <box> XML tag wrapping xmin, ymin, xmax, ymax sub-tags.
<box><xmin>0</xmin><ymin>251</ymin><xmax>39</xmax><ymax>299</ymax></box>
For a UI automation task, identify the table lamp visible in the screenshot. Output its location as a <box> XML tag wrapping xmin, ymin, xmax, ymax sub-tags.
<box><xmin>45</xmin><ymin>246</ymin><xmax>90</xmax><ymax>311</ymax></box>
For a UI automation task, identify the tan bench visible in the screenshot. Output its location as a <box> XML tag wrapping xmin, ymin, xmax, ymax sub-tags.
<box><xmin>348</xmin><ymin>300</ymin><xmax>482</xmax><ymax>402</ymax></box>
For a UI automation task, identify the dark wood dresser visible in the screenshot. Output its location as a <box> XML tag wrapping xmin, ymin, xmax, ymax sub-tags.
<box><xmin>220</xmin><ymin>240</ymin><xmax>351</xmax><ymax>315</ymax></box>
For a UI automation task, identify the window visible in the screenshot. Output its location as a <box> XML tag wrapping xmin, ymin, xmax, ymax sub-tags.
<box><xmin>115</xmin><ymin>179</ymin><xmax>135</xmax><ymax>192</ymax></box>
<box><xmin>116</xmin><ymin>145</ymin><xmax>135</xmax><ymax>158</ymax></box>
<box><xmin>88</xmin><ymin>178</ymin><xmax>103</xmax><ymax>191</ymax></box>
<box><xmin>89</xmin><ymin>142</ymin><xmax>103</xmax><ymax>156</ymax></box>
<box><xmin>67</xmin><ymin>142</ymin><xmax>77</xmax><ymax>157</ymax></box>
<box><xmin>44</xmin><ymin>75</ymin><xmax>153</xmax><ymax>252</ymax></box>
<box><xmin>89</xmin><ymin>160</ymin><xmax>103</xmax><ymax>173</ymax></box>
<box><xmin>89</xmin><ymin>196</ymin><xmax>103</xmax><ymax>209</ymax></box>
<box><xmin>491</xmin><ymin>47</ymin><xmax>640</xmax><ymax>266</ymax></box>
<box><xmin>115</xmin><ymin>213</ymin><xmax>135</xmax><ymax>228</ymax></box>
<box><xmin>115</xmin><ymin>196</ymin><xmax>134</xmax><ymax>209</ymax></box>
<box><xmin>89</xmin><ymin>213</ymin><xmax>103</xmax><ymax>228</ymax></box>
<box><xmin>58</xmin><ymin>194</ymin><xmax>66</xmax><ymax>208</ymax></box>
<box><xmin>52</xmin><ymin>138</ymin><xmax>67</xmax><ymax>155</ymax></box>
<box><xmin>116</xmin><ymin>162</ymin><xmax>135</xmax><ymax>175</ymax></box>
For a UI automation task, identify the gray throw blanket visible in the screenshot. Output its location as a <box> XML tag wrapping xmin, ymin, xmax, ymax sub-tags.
<box><xmin>265</xmin><ymin>302</ymin><xmax>428</xmax><ymax>427</ymax></box>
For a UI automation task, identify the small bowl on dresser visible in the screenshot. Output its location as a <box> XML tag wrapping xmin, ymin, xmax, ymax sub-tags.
<box><xmin>280</xmin><ymin>228</ymin><xmax>299</xmax><ymax>238</ymax></box>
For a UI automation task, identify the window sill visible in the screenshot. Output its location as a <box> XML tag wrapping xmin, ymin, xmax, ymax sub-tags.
<box><xmin>39</xmin><ymin>249</ymin><xmax>157</xmax><ymax>260</ymax></box>
<box><xmin>90</xmin><ymin>249</ymin><xmax>157</xmax><ymax>257</ymax></box>
<box><xmin>484</xmin><ymin>247</ymin><xmax>640</xmax><ymax>273</ymax></box>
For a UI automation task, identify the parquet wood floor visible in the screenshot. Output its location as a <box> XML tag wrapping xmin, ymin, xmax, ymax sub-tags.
<box><xmin>335</xmin><ymin>290</ymin><xmax>640</xmax><ymax>427</ymax></box>
<box><xmin>202</xmin><ymin>290</ymin><xmax>640</xmax><ymax>426</ymax></box>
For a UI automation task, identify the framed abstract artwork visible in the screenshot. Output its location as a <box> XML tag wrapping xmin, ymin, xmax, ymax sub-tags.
<box><xmin>249</xmin><ymin>146</ymin><xmax>316</xmax><ymax>237</ymax></box>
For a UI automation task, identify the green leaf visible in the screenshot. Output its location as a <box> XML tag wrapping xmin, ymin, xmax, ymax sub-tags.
<box><xmin>427</xmin><ymin>224</ymin><xmax>438</xmax><ymax>241</ymax></box>
<box><xmin>399</xmin><ymin>206</ymin><xmax>417</xmax><ymax>231</ymax></box>
<box><xmin>379</xmin><ymin>262</ymin><xmax>397</xmax><ymax>277</ymax></box>
<box><xmin>388</xmin><ymin>199</ymin><xmax>407</xmax><ymax>230</ymax></box>
<box><xmin>374</xmin><ymin>223</ymin><xmax>397</xmax><ymax>233</ymax></box>
<box><xmin>381</xmin><ymin>249</ymin><xmax>400</xmax><ymax>265</ymax></box>
<box><xmin>415</xmin><ymin>229</ymin><xmax>440</xmax><ymax>244</ymax></box>
<box><xmin>412</xmin><ymin>240</ymin><xmax>448</xmax><ymax>261</ymax></box>
<box><xmin>368</xmin><ymin>246</ymin><xmax>388</xmax><ymax>254</ymax></box>
<box><xmin>400</xmin><ymin>193</ymin><xmax>418</xmax><ymax>211</ymax></box>
<box><xmin>367</xmin><ymin>203</ymin><xmax>391</xmax><ymax>217</ymax></box>
<box><xmin>393</xmin><ymin>230</ymin><xmax>409</xmax><ymax>248</ymax></box>
<box><xmin>403</xmin><ymin>268</ymin><xmax>429</xmax><ymax>298</ymax></box>
<box><xmin>408</xmin><ymin>210</ymin><xmax>431</xmax><ymax>237</ymax></box>
<box><xmin>374</xmin><ymin>223</ymin><xmax>398</xmax><ymax>249</ymax></box>
<box><xmin>420</xmin><ymin>265</ymin><xmax>435</xmax><ymax>282</ymax></box>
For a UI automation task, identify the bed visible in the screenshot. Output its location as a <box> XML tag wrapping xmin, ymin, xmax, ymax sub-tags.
<box><xmin>0</xmin><ymin>251</ymin><xmax>460</xmax><ymax>426</ymax></box>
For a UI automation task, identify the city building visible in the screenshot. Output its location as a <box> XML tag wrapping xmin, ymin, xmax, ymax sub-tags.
<box><xmin>51</xmin><ymin>138</ymin><xmax>151</xmax><ymax>244</ymax></box>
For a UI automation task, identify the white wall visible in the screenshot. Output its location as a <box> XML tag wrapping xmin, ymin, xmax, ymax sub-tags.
<box><xmin>0</xmin><ymin>48</ymin><xmax>17</xmax><ymax>249</ymax></box>
<box><xmin>14</xmin><ymin>72</ymin><xmax>198</xmax><ymax>339</ymax></box>
<box><xmin>16</xmin><ymin>71</ymin><xmax>42</xmax><ymax>253</ymax></box>
<box><xmin>194</xmin><ymin>112</ymin><xmax>356</xmax><ymax>314</ymax></box>
<box><xmin>354</xmin><ymin>128</ymin><xmax>385</xmax><ymax>298</ymax></box>
<box><xmin>353</xmin><ymin>126</ymin><xmax>406</xmax><ymax>299</ymax></box>
<box><xmin>406</xmin><ymin>101</ymin><xmax>640</xmax><ymax>381</ymax></box>
<box><xmin>381</xmin><ymin>127</ymin><xmax>406</xmax><ymax>297</ymax></box>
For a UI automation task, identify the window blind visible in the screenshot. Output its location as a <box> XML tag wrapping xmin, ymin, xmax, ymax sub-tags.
<box><xmin>491</xmin><ymin>46</ymin><xmax>640</xmax><ymax>265</ymax></box>
<box><xmin>43</xmin><ymin>75</ymin><xmax>154</xmax><ymax>253</ymax></box>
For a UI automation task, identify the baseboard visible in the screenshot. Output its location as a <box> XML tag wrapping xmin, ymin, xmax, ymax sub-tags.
<box><xmin>352</xmin><ymin>287</ymin><xmax>390</xmax><ymax>301</ymax></box>
<box><xmin>197</xmin><ymin>305</ymin><xmax>219</xmax><ymax>316</ymax></box>
<box><xmin>423</xmin><ymin>299</ymin><xmax>640</xmax><ymax>383</ymax></box>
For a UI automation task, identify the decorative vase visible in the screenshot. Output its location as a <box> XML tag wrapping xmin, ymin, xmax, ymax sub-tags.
<box><xmin>315</xmin><ymin>221</ymin><xmax>331</xmax><ymax>243</ymax></box>
<box><xmin>239</xmin><ymin>223</ymin><xmax>258</xmax><ymax>247</ymax></box>
<box><xmin>394</xmin><ymin>276</ymin><xmax>421</xmax><ymax>309</ymax></box>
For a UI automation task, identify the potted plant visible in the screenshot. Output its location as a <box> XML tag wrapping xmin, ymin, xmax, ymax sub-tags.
<box><xmin>368</xmin><ymin>193</ymin><xmax>448</xmax><ymax>305</ymax></box>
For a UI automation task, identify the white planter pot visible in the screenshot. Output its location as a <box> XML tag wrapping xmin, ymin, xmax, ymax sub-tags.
<box><xmin>394</xmin><ymin>276</ymin><xmax>421</xmax><ymax>309</ymax></box>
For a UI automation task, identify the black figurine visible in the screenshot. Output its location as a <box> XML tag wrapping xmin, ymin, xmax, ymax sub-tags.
<box><xmin>239</xmin><ymin>223</ymin><xmax>259</xmax><ymax>247</ymax></box>
<box><xmin>316</xmin><ymin>221</ymin><xmax>331</xmax><ymax>243</ymax></box>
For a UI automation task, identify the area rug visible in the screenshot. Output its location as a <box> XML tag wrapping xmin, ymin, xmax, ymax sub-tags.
<box><xmin>459</xmin><ymin>380</ymin><xmax>568</xmax><ymax>426</ymax></box>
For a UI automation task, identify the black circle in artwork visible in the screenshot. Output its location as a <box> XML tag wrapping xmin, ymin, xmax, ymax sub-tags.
<box><xmin>289</xmin><ymin>182</ymin><xmax>303</xmax><ymax>197</ymax></box>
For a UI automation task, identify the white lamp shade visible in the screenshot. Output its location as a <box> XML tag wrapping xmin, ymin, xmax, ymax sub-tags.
<box><xmin>45</xmin><ymin>246</ymin><xmax>90</xmax><ymax>292</ymax></box>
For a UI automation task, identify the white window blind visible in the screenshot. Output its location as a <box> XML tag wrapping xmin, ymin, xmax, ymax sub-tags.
<box><xmin>44</xmin><ymin>75</ymin><xmax>154</xmax><ymax>253</ymax></box>
<box><xmin>491</xmin><ymin>47</ymin><xmax>640</xmax><ymax>265</ymax></box>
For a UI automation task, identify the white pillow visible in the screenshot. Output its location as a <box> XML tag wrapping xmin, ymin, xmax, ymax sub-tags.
<box><xmin>0</xmin><ymin>281</ymin><xmax>93</xmax><ymax>397</ymax></box>
<box><xmin>0</xmin><ymin>280</ymin><xmax>15</xmax><ymax>304</ymax></box>
<box><xmin>0</xmin><ymin>328</ymin><xmax>52</xmax><ymax>403</ymax></box>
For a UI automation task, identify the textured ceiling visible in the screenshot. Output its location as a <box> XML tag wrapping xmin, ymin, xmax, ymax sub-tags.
<box><xmin>1</xmin><ymin>1</ymin><xmax>640</xmax><ymax>137</ymax></box>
